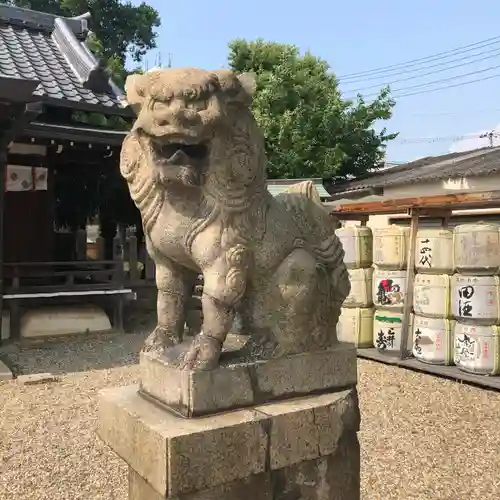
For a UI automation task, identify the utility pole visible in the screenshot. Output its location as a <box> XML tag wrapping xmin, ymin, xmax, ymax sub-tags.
<box><xmin>479</xmin><ymin>130</ymin><xmax>500</xmax><ymax>147</ymax></box>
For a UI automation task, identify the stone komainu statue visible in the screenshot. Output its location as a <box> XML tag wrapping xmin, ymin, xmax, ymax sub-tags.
<box><xmin>120</xmin><ymin>67</ymin><xmax>350</xmax><ymax>370</ymax></box>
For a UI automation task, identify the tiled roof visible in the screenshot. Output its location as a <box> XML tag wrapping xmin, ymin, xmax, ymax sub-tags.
<box><xmin>326</xmin><ymin>147</ymin><xmax>500</xmax><ymax>200</ymax></box>
<box><xmin>0</xmin><ymin>4</ymin><xmax>130</xmax><ymax>115</ymax></box>
<box><xmin>267</xmin><ymin>178</ymin><xmax>332</xmax><ymax>199</ymax></box>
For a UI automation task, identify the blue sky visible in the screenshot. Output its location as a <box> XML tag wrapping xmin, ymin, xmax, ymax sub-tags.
<box><xmin>133</xmin><ymin>0</ymin><xmax>500</xmax><ymax>163</ymax></box>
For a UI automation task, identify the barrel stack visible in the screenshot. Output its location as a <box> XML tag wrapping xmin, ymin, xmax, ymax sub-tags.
<box><xmin>336</xmin><ymin>225</ymin><xmax>374</xmax><ymax>348</ymax></box>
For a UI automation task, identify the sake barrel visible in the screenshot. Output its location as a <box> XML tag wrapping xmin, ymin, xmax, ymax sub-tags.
<box><xmin>451</xmin><ymin>275</ymin><xmax>500</xmax><ymax>324</ymax></box>
<box><xmin>372</xmin><ymin>269</ymin><xmax>407</xmax><ymax>311</ymax></box>
<box><xmin>415</xmin><ymin>228</ymin><xmax>454</xmax><ymax>274</ymax></box>
<box><xmin>413</xmin><ymin>273</ymin><xmax>451</xmax><ymax>319</ymax></box>
<box><xmin>453</xmin><ymin>223</ymin><xmax>500</xmax><ymax>275</ymax></box>
<box><xmin>454</xmin><ymin>322</ymin><xmax>500</xmax><ymax>375</ymax></box>
<box><xmin>337</xmin><ymin>307</ymin><xmax>373</xmax><ymax>348</ymax></box>
<box><xmin>373</xmin><ymin>226</ymin><xmax>410</xmax><ymax>270</ymax></box>
<box><xmin>412</xmin><ymin>316</ymin><xmax>455</xmax><ymax>365</ymax></box>
<box><xmin>343</xmin><ymin>268</ymin><xmax>373</xmax><ymax>308</ymax></box>
<box><xmin>335</xmin><ymin>226</ymin><xmax>373</xmax><ymax>269</ymax></box>
<box><xmin>373</xmin><ymin>310</ymin><xmax>413</xmax><ymax>354</ymax></box>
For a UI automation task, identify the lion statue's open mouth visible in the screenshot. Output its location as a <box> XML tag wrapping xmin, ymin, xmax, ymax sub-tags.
<box><xmin>146</xmin><ymin>135</ymin><xmax>211</xmax><ymax>187</ymax></box>
<box><xmin>153</xmin><ymin>140</ymin><xmax>210</xmax><ymax>166</ymax></box>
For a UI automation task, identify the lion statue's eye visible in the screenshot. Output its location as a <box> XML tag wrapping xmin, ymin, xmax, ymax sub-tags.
<box><xmin>186</xmin><ymin>99</ymin><xmax>208</xmax><ymax>111</ymax></box>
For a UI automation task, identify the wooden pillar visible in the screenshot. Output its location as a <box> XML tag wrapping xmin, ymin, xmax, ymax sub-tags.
<box><xmin>128</xmin><ymin>232</ymin><xmax>139</xmax><ymax>283</ymax></box>
<box><xmin>75</xmin><ymin>228</ymin><xmax>87</xmax><ymax>260</ymax></box>
<box><xmin>399</xmin><ymin>208</ymin><xmax>419</xmax><ymax>360</ymax></box>
<box><xmin>0</xmin><ymin>151</ymin><xmax>5</xmax><ymax>342</ymax></box>
<box><xmin>145</xmin><ymin>252</ymin><xmax>156</xmax><ymax>282</ymax></box>
<box><xmin>112</xmin><ymin>226</ymin><xmax>125</xmax><ymax>333</ymax></box>
<box><xmin>95</xmin><ymin>236</ymin><xmax>106</xmax><ymax>260</ymax></box>
<box><xmin>112</xmin><ymin>224</ymin><xmax>123</xmax><ymax>285</ymax></box>
<box><xmin>112</xmin><ymin>226</ymin><xmax>123</xmax><ymax>261</ymax></box>
<box><xmin>0</xmin><ymin>86</ymin><xmax>42</xmax><ymax>342</ymax></box>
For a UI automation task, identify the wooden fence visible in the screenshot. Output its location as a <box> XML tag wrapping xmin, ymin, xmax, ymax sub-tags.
<box><xmin>79</xmin><ymin>228</ymin><xmax>204</xmax><ymax>294</ymax></box>
<box><xmin>81</xmin><ymin>229</ymin><xmax>156</xmax><ymax>288</ymax></box>
<box><xmin>4</xmin><ymin>260</ymin><xmax>123</xmax><ymax>294</ymax></box>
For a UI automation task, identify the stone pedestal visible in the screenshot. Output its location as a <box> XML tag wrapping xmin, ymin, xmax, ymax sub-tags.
<box><xmin>140</xmin><ymin>343</ymin><xmax>357</xmax><ymax>417</ymax></box>
<box><xmin>98</xmin><ymin>345</ymin><xmax>360</xmax><ymax>499</ymax></box>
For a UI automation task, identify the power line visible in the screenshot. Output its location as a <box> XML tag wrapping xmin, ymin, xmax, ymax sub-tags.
<box><xmin>408</xmin><ymin>107</ymin><xmax>500</xmax><ymax>117</ymax></box>
<box><xmin>342</xmin><ymin>44</ymin><xmax>500</xmax><ymax>86</ymax></box>
<box><xmin>344</xmin><ymin>62</ymin><xmax>500</xmax><ymax>100</ymax></box>
<box><xmin>396</xmin><ymin>134</ymin><xmax>476</xmax><ymax>144</ymax></box>
<box><xmin>338</xmin><ymin>35</ymin><xmax>500</xmax><ymax>82</ymax></box>
<box><xmin>393</xmin><ymin>131</ymin><xmax>500</xmax><ymax>144</ymax></box>
<box><xmin>344</xmin><ymin>47</ymin><xmax>500</xmax><ymax>93</ymax></box>
<box><xmin>394</xmin><ymin>71</ymin><xmax>500</xmax><ymax>99</ymax></box>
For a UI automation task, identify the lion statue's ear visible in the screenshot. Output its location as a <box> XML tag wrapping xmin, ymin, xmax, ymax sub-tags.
<box><xmin>125</xmin><ymin>73</ymin><xmax>148</xmax><ymax>115</ymax></box>
<box><xmin>213</xmin><ymin>70</ymin><xmax>257</xmax><ymax>106</ymax></box>
<box><xmin>237</xmin><ymin>72</ymin><xmax>257</xmax><ymax>97</ymax></box>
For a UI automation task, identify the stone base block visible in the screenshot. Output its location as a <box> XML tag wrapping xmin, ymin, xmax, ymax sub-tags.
<box><xmin>20</xmin><ymin>304</ymin><xmax>112</xmax><ymax>339</ymax></box>
<box><xmin>140</xmin><ymin>343</ymin><xmax>357</xmax><ymax>417</ymax></box>
<box><xmin>128</xmin><ymin>467</ymin><xmax>274</xmax><ymax>500</ymax></box>
<box><xmin>98</xmin><ymin>385</ymin><xmax>360</xmax><ymax>499</ymax></box>
<box><xmin>0</xmin><ymin>358</ymin><xmax>13</xmax><ymax>381</ymax></box>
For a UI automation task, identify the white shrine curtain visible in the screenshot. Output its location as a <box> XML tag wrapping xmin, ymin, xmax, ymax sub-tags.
<box><xmin>5</xmin><ymin>165</ymin><xmax>48</xmax><ymax>192</ymax></box>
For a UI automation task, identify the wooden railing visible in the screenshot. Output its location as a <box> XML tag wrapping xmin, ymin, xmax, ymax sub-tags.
<box><xmin>3</xmin><ymin>260</ymin><xmax>124</xmax><ymax>295</ymax></box>
<box><xmin>83</xmin><ymin>230</ymin><xmax>156</xmax><ymax>288</ymax></box>
<box><xmin>121</xmin><ymin>234</ymin><xmax>156</xmax><ymax>286</ymax></box>
<box><xmin>4</xmin><ymin>226</ymin><xmax>203</xmax><ymax>293</ymax></box>
<box><xmin>1</xmin><ymin>231</ymin><xmax>204</xmax><ymax>338</ymax></box>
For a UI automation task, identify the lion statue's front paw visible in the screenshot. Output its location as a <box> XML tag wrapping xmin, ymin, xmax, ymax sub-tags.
<box><xmin>181</xmin><ymin>334</ymin><xmax>222</xmax><ymax>371</ymax></box>
<box><xmin>142</xmin><ymin>326</ymin><xmax>181</xmax><ymax>356</ymax></box>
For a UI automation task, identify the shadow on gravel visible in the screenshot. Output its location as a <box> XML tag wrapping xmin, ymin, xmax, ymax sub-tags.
<box><xmin>0</xmin><ymin>330</ymin><xmax>249</xmax><ymax>377</ymax></box>
<box><xmin>0</xmin><ymin>331</ymin><xmax>148</xmax><ymax>376</ymax></box>
<box><xmin>0</xmin><ymin>303</ymin><xmax>160</xmax><ymax>376</ymax></box>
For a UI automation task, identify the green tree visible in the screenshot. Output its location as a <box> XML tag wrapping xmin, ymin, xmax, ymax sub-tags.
<box><xmin>7</xmin><ymin>0</ymin><xmax>160</xmax><ymax>86</ymax></box>
<box><xmin>228</xmin><ymin>39</ymin><xmax>398</xmax><ymax>180</ymax></box>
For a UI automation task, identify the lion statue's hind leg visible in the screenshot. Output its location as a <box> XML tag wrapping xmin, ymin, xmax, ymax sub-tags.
<box><xmin>267</xmin><ymin>247</ymin><xmax>321</xmax><ymax>355</ymax></box>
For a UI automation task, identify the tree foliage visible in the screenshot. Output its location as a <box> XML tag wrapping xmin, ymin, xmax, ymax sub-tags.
<box><xmin>228</xmin><ymin>39</ymin><xmax>398</xmax><ymax>180</ymax></box>
<box><xmin>7</xmin><ymin>0</ymin><xmax>160</xmax><ymax>86</ymax></box>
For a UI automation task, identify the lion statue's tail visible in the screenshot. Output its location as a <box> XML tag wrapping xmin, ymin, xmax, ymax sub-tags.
<box><xmin>274</xmin><ymin>181</ymin><xmax>351</xmax><ymax>344</ymax></box>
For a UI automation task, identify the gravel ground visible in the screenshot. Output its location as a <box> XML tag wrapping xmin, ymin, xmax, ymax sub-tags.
<box><xmin>1</xmin><ymin>333</ymin><xmax>500</xmax><ymax>500</ymax></box>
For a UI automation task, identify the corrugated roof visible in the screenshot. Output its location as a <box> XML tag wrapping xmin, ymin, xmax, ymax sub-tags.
<box><xmin>267</xmin><ymin>178</ymin><xmax>332</xmax><ymax>199</ymax></box>
<box><xmin>326</xmin><ymin>147</ymin><xmax>500</xmax><ymax>200</ymax></box>
<box><xmin>0</xmin><ymin>5</ymin><xmax>130</xmax><ymax>115</ymax></box>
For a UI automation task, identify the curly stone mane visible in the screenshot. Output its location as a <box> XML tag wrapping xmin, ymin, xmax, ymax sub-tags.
<box><xmin>190</xmin><ymin>75</ymin><xmax>270</xmax><ymax>251</ymax></box>
<box><xmin>120</xmin><ymin>133</ymin><xmax>165</xmax><ymax>234</ymax></box>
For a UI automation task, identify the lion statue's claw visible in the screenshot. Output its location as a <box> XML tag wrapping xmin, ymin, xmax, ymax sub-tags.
<box><xmin>142</xmin><ymin>326</ymin><xmax>180</xmax><ymax>357</ymax></box>
<box><xmin>181</xmin><ymin>334</ymin><xmax>222</xmax><ymax>371</ymax></box>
